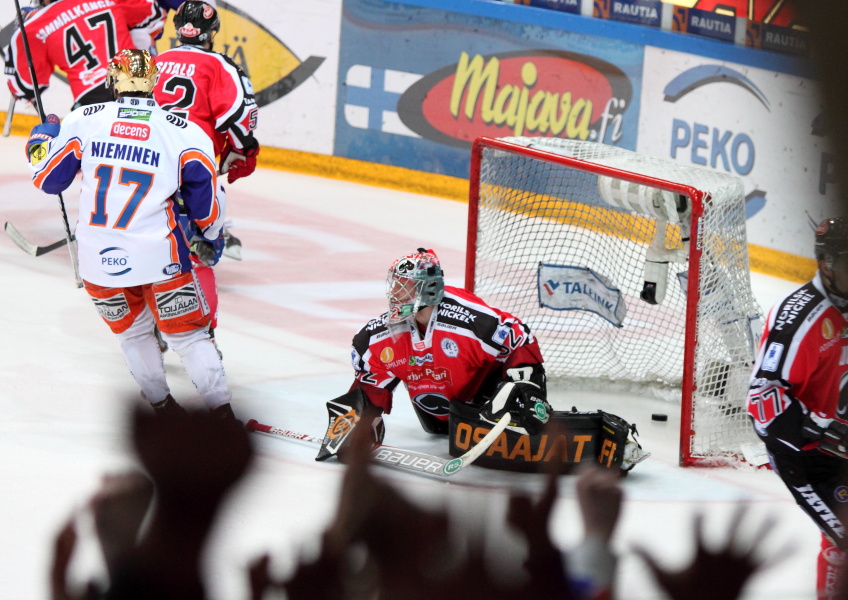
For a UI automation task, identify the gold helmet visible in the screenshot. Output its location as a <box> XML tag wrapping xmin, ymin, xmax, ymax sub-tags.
<box><xmin>106</xmin><ymin>49</ymin><xmax>158</xmax><ymax>96</ymax></box>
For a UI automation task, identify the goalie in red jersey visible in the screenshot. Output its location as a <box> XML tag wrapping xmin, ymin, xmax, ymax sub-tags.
<box><xmin>748</xmin><ymin>217</ymin><xmax>848</xmax><ymax>600</ymax></box>
<box><xmin>316</xmin><ymin>248</ymin><xmax>648</xmax><ymax>474</ymax></box>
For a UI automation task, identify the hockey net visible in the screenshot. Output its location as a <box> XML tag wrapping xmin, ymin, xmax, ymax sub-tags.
<box><xmin>467</xmin><ymin>136</ymin><xmax>764</xmax><ymax>467</ymax></box>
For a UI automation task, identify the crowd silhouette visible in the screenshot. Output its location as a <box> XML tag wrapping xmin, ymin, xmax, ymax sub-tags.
<box><xmin>45</xmin><ymin>408</ymin><xmax>807</xmax><ymax>600</ymax></box>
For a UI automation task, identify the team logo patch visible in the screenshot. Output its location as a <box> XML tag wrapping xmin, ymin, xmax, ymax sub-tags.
<box><xmin>441</xmin><ymin>337</ymin><xmax>459</xmax><ymax>358</ymax></box>
<box><xmin>836</xmin><ymin>486</ymin><xmax>848</xmax><ymax>503</ymax></box>
<box><xmin>823</xmin><ymin>318</ymin><xmax>836</xmax><ymax>340</ymax></box>
<box><xmin>91</xmin><ymin>293</ymin><xmax>130</xmax><ymax>322</ymax></box>
<box><xmin>350</xmin><ymin>348</ymin><xmax>360</xmax><ymax>370</ymax></box>
<box><xmin>155</xmin><ymin>284</ymin><xmax>200</xmax><ymax>320</ymax></box>
<box><xmin>492</xmin><ymin>324</ymin><xmax>510</xmax><ymax>344</ymax></box>
<box><xmin>762</xmin><ymin>342</ymin><xmax>784</xmax><ymax>372</ymax></box>
<box><xmin>117</xmin><ymin>108</ymin><xmax>152</xmax><ymax>121</ymax></box>
<box><xmin>162</xmin><ymin>263</ymin><xmax>181</xmax><ymax>276</ymax></box>
<box><xmin>99</xmin><ymin>247</ymin><xmax>131</xmax><ymax>276</ymax></box>
<box><xmin>380</xmin><ymin>347</ymin><xmax>395</xmax><ymax>363</ymax></box>
<box><xmin>111</xmin><ymin>122</ymin><xmax>150</xmax><ymax>141</ymax></box>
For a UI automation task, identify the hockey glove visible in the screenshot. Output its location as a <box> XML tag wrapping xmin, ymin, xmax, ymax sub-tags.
<box><xmin>481</xmin><ymin>380</ymin><xmax>551</xmax><ymax>436</ymax></box>
<box><xmin>219</xmin><ymin>139</ymin><xmax>259</xmax><ymax>184</ymax></box>
<box><xmin>316</xmin><ymin>388</ymin><xmax>385</xmax><ymax>462</ymax></box>
<box><xmin>189</xmin><ymin>231</ymin><xmax>225</xmax><ymax>267</ymax></box>
<box><xmin>819</xmin><ymin>420</ymin><xmax>848</xmax><ymax>459</ymax></box>
<box><xmin>26</xmin><ymin>113</ymin><xmax>60</xmax><ymax>163</ymax></box>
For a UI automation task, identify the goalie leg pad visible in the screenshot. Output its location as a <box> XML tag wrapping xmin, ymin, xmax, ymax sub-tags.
<box><xmin>449</xmin><ymin>404</ymin><xmax>648</xmax><ymax>473</ymax></box>
<box><xmin>315</xmin><ymin>388</ymin><xmax>384</xmax><ymax>462</ymax></box>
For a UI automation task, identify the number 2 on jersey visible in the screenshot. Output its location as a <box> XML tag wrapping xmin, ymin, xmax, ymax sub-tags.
<box><xmin>90</xmin><ymin>165</ymin><xmax>154</xmax><ymax>229</ymax></box>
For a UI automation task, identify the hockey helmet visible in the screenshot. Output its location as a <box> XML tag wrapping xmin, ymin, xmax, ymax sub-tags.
<box><xmin>386</xmin><ymin>248</ymin><xmax>445</xmax><ymax>323</ymax></box>
<box><xmin>106</xmin><ymin>49</ymin><xmax>158</xmax><ymax>96</ymax></box>
<box><xmin>815</xmin><ymin>217</ymin><xmax>848</xmax><ymax>263</ymax></box>
<box><xmin>174</xmin><ymin>1</ymin><xmax>220</xmax><ymax>46</ymax></box>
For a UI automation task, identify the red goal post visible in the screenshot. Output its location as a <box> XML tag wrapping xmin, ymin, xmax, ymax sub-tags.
<box><xmin>466</xmin><ymin>136</ymin><xmax>764</xmax><ymax>467</ymax></box>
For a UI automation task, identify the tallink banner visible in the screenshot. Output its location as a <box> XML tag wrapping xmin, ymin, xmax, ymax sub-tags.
<box><xmin>335</xmin><ymin>0</ymin><xmax>643</xmax><ymax>178</ymax></box>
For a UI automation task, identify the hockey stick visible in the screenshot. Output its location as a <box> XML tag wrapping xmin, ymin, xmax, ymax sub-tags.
<box><xmin>5</xmin><ymin>221</ymin><xmax>71</xmax><ymax>256</ymax></box>
<box><xmin>246</xmin><ymin>413</ymin><xmax>511</xmax><ymax>479</ymax></box>
<box><xmin>12</xmin><ymin>0</ymin><xmax>81</xmax><ymax>288</ymax></box>
<box><xmin>3</xmin><ymin>96</ymin><xmax>14</xmax><ymax>136</ymax></box>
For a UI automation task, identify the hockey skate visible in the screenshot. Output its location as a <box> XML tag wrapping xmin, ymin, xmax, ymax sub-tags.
<box><xmin>151</xmin><ymin>395</ymin><xmax>187</xmax><ymax>419</ymax></box>
<box><xmin>222</xmin><ymin>225</ymin><xmax>242</xmax><ymax>261</ymax></box>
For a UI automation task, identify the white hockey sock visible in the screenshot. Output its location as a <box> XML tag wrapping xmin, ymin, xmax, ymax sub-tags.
<box><xmin>116</xmin><ymin>311</ymin><xmax>170</xmax><ymax>404</ymax></box>
<box><xmin>164</xmin><ymin>330</ymin><xmax>231</xmax><ymax>410</ymax></box>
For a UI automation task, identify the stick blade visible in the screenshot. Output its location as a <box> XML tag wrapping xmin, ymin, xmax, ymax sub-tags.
<box><xmin>5</xmin><ymin>221</ymin><xmax>39</xmax><ymax>256</ymax></box>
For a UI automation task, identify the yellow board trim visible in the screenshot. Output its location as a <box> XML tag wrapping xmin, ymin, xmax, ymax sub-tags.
<box><xmin>3</xmin><ymin>111</ymin><xmax>815</xmax><ymax>283</ymax></box>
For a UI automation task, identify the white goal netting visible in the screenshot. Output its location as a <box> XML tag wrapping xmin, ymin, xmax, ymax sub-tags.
<box><xmin>468</xmin><ymin>137</ymin><xmax>764</xmax><ymax>465</ymax></box>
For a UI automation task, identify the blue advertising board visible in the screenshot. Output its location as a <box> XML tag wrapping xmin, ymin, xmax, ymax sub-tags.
<box><xmin>335</xmin><ymin>0</ymin><xmax>644</xmax><ymax>178</ymax></box>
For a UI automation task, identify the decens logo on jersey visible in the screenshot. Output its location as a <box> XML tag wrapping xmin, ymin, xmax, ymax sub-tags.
<box><xmin>397</xmin><ymin>50</ymin><xmax>632</xmax><ymax>148</ymax></box>
<box><xmin>118</xmin><ymin>108</ymin><xmax>152</xmax><ymax>121</ymax></box>
<box><xmin>111</xmin><ymin>122</ymin><xmax>150</xmax><ymax>141</ymax></box>
<box><xmin>441</xmin><ymin>338</ymin><xmax>459</xmax><ymax>358</ymax></box>
<box><xmin>380</xmin><ymin>347</ymin><xmax>395</xmax><ymax>363</ymax></box>
<box><xmin>155</xmin><ymin>1</ymin><xmax>325</xmax><ymax>107</ymax></box>
<box><xmin>99</xmin><ymin>247</ymin><xmax>131</xmax><ymax>276</ymax></box>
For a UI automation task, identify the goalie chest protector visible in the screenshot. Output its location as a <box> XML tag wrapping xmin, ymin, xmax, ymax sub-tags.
<box><xmin>448</xmin><ymin>403</ymin><xmax>631</xmax><ymax>473</ymax></box>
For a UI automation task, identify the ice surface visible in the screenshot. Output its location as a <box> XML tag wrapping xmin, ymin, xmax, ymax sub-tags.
<box><xmin>0</xmin><ymin>132</ymin><xmax>812</xmax><ymax>599</ymax></box>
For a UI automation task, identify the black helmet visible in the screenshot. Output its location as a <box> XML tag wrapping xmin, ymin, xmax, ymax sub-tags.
<box><xmin>174</xmin><ymin>1</ymin><xmax>220</xmax><ymax>46</ymax></box>
<box><xmin>815</xmin><ymin>217</ymin><xmax>848</xmax><ymax>261</ymax></box>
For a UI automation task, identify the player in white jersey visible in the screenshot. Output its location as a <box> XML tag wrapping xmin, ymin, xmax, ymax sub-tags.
<box><xmin>26</xmin><ymin>48</ymin><xmax>236</xmax><ymax>421</ymax></box>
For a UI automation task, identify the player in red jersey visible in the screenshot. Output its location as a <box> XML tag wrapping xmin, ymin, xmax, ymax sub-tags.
<box><xmin>4</xmin><ymin>0</ymin><xmax>164</xmax><ymax>108</ymax></box>
<box><xmin>153</xmin><ymin>1</ymin><xmax>258</xmax><ymax>183</ymax></box>
<box><xmin>152</xmin><ymin>1</ymin><xmax>259</xmax><ymax>353</ymax></box>
<box><xmin>316</xmin><ymin>248</ymin><xmax>552</xmax><ymax>461</ymax></box>
<box><xmin>748</xmin><ymin>217</ymin><xmax>848</xmax><ymax>600</ymax></box>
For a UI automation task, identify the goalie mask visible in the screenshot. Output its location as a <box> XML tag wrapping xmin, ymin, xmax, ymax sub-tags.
<box><xmin>174</xmin><ymin>1</ymin><xmax>220</xmax><ymax>46</ymax></box>
<box><xmin>106</xmin><ymin>49</ymin><xmax>158</xmax><ymax>97</ymax></box>
<box><xmin>386</xmin><ymin>248</ymin><xmax>445</xmax><ymax>323</ymax></box>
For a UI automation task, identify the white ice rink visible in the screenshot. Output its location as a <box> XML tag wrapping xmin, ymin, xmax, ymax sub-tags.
<box><xmin>0</xmin><ymin>130</ymin><xmax>815</xmax><ymax>599</ymax></box>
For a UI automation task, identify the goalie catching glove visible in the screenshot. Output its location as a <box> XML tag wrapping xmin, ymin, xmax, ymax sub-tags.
<box><xmin>480</xmin><ymin>380</ymin><xmax>551</xmax><ymax>436</ymax></box>
<box><xmin>219</xmin><ymin>139</ymin><xmax>260</xmax><ymax>184</ymax></box>
<box><xmin>315</xmin><ymin>388</ymin><xmax>385</xmax><ymax>462</ymax></box>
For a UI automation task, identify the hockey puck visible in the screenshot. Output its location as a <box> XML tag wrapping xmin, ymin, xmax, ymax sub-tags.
<box><xmin>651</xmin><ymin>413</ymin><xmax>668</xmax><ymax>422</ymax></box>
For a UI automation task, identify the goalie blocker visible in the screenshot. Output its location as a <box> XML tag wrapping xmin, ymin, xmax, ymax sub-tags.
<box><xmin>450</xmin><ymin>402</ymin><xmax>648</xmax><ymax>473</ymax></box>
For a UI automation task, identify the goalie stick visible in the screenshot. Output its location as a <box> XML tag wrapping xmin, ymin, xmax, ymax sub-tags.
<box><xmin>246</xmin><ymin>413</ymin><xmax>511</xmax><ymax>479</ymax></box>
<box><xmin>5</xmin><ymin>222</ymin><xmax>71</xmax><ymax>256</ymax></box>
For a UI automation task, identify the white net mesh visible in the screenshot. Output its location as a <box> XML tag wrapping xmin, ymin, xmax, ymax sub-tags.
<box><xmin>470</xmin><ymin>137</ymin><xmax>764</xmax><ymax>465</ymax></box>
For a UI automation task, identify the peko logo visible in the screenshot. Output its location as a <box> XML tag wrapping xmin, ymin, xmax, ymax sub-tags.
<box><xmin>99</xmin><ymin>246</ymin><xmax>131</xmax><ymax>276</ymax></box>
<box><xmin>111</xmin><ymin>122</ymin><xmax>151</xmax><ymax>141</ymax></box>
<box><xmin>397</xmin><ymin>50</ymin><xmax>632</xmax><ymax>147</ymax></box>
